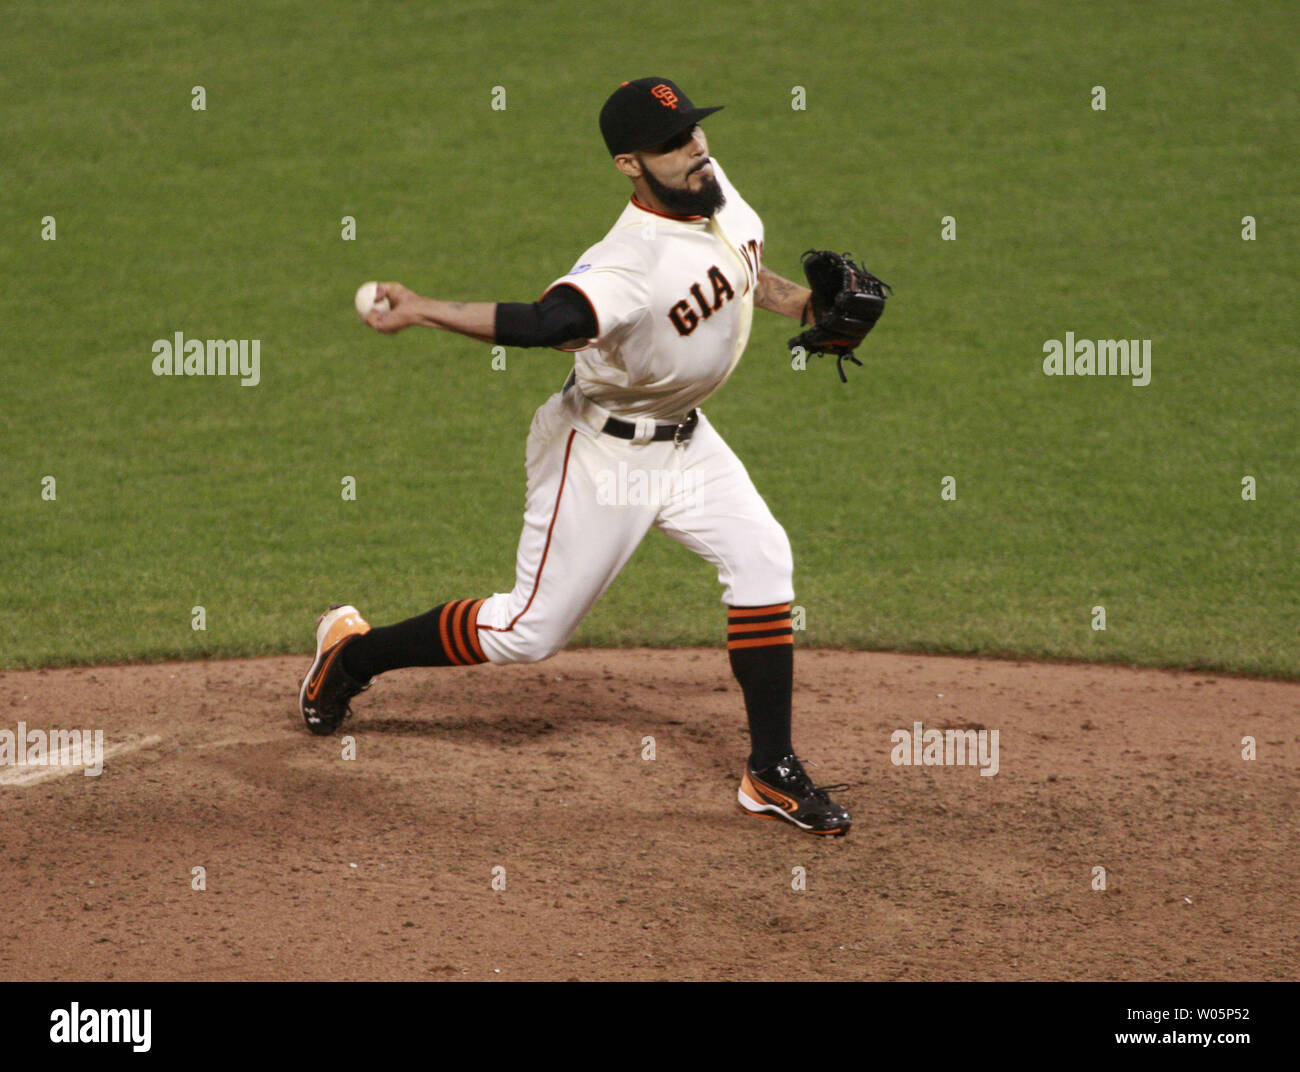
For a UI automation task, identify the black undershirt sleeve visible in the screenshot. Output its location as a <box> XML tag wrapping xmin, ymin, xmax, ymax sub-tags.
<box><xmin>494</xmin><ymin>284</ymin><xmax>599</xmax><ymax>348</ymax></box>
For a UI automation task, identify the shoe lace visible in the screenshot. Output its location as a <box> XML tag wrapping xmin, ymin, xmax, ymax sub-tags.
<box><xmin>347</xmin><ymin>680</ymin><xmax>372</xmax><ymax>714</ymax></box>
<box><xmin>799</xmin><ymin>758</ymin><xmax>848</xmax><ymax>799</ymax></box>
<box><xmin>330</xmin><ymin>676</ymin><xmax>371</xmax><ymax>725</ymax></box>
<box><xmin>802</xmin><ymin>782</ymin><xmax>849</xmax><ymax>805</ymax></box>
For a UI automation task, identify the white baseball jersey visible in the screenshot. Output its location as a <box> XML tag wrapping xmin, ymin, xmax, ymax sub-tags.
<box><xmin>543</xmin><ymin>158</ymin><xmax>765</xmax><ymax>421</ymax></box>
<box><xmin>474</xmin><ymin>158</ymin><xmax>792</xmax><ymax>666</ymax></box>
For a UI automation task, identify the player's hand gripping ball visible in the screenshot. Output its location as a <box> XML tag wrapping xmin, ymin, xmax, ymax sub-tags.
<box><xmin>354</xmin><ymin>281</ymin><xmax>392</xmax><ymax>319</ymax></box>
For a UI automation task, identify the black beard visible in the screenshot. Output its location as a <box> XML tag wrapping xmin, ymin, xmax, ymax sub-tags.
<box><xmin>641</xmin><ymin>158</ymin><xmax>726</xmax><ymax>218</ymax></box>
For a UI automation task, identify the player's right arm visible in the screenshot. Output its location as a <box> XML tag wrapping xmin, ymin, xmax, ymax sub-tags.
<box><xmin>365</xmin><ymin>283</ymin><xmax>497</xmax><ymax>343</ymax></box>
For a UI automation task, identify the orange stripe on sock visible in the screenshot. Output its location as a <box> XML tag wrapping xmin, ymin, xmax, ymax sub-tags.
<box><xmin>728</xmin><ymin>603</ymin><xmax>791</xmax><ymax>619</ymax></box>
<box><xmin>727</xmin><ymin>618</ymin><xmax>792</xmax><ymax>634</ymax></box>
<box><xmin>448</xmin><ymin>600</ymin><xmax>474</xmax><ymax>665</ymax></box>
<box><xmin>440</xmin><ymin>601</ymin><xmax>465</xmax><ymax>665</ymax></box>
<box><xmin>727</xmin><ymin>634</ymin><xmax>795</xmax><ymax>650</ymax></box>
<box><xmin>463</xmin><ymin>598</ymin><xmax>487</xmax><ymax>662</ymax></box>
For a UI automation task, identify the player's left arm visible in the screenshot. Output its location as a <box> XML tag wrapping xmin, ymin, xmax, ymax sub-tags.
<box><xmin>754</xmin><ymin>268</ymin><xmax>815</xmax><ymax>324</ymax></box>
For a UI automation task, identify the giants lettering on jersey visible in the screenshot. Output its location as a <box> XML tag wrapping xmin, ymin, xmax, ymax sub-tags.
<box><xmin>735</xmin><ymin>238</ymin><xmax>762</xmax><ymax>292</ymax></box>
<box><xmin>669</xmin><ymin>265</ymin><xmax>735</xmax><ymax>336</ymax></box>
<box><xmin>543</xmin><ymin>158</ymin><xmax>766</xmax><ymax>419</ymax></box>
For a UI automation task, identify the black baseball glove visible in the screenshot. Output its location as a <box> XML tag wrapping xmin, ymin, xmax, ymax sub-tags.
<box><xmin>787</xmin><ymin>249</ymin><xmax>891</xmax><ymax>382</ymax></box>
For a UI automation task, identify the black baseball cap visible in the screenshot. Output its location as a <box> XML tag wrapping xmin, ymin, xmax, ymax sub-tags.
<box><xmin>599</xmin><ymin>77</ymin><xmax>723</xmax><ymax>156</ymax></box>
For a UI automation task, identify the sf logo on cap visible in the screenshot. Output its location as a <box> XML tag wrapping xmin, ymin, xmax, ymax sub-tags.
<box><xmin>651</xmin><ymin>83</ymin><xmax>679</xmax><ymax>109</ymax></box>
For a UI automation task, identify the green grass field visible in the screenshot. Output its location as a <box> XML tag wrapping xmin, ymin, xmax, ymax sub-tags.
<box><xmin>2</xmin><ymin>1</ymin><xmax>1296</xmax><ymax>674</ymax></box>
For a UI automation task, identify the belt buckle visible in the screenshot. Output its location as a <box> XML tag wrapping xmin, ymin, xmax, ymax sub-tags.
<box><xmin>672</xmin><ymin>411</ymin><xmax>696</xmax><ymax>449</ymax></box>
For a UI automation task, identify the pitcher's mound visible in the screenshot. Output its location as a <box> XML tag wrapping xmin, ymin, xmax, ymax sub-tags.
<box><xmin>0</xmin><ymin>648</ymin><xmax>1295</xmax><ymax>981</ymax></box>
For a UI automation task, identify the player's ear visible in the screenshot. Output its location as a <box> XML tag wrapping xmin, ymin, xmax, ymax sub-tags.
<box><xmin>613</xmin><ymin>153</ymin><xmax>642</xmax><ymax>180</ymax></box>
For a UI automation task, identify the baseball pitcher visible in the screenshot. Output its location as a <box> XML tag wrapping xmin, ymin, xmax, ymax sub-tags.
<box><xmin>300</xmin><ymin>77</ymin><xmax>890</xmax><ymax>836</ymax></box>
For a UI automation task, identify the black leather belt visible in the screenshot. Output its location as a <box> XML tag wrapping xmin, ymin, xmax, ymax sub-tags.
<box><xmin>562</xmin><ymin>369</ymin><xmax>697</xmax><ymax>446</ymax></box>
<box><xmin>602</xmin><ymin>409</ymin><xmax>698</xmax><ymax>445</ymax></box>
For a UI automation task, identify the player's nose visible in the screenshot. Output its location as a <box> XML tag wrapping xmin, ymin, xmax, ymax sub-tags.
<box><xmin>688</xmin><ymin>135</ymin><xmax>708</xmax><ymax>169</ymax></box>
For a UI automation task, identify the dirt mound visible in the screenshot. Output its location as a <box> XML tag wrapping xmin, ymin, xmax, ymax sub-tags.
<box><xmin>1</xmin><ymin>649</ymin><xmax>1295</xmax><ymax>981</ymax></box>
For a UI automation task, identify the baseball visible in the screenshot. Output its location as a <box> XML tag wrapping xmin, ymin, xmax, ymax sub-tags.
<box><xmin>354</xmin><ymin>281</ymin><xmax>391</xmax><ymax>318</ymax></box>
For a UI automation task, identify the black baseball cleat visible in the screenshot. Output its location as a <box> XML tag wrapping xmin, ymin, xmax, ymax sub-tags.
<box><xmin>298</xmin><ymin>604</ymin><xmax>373</xmax><ymax>735</ymax></box>
<box><xmin>738</xmin><ymin>753</ymin><xmax>851</xmax><ymax>836</ymax></box>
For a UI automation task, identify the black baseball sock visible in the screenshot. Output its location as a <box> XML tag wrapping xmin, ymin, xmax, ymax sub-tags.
<box><xmin>726</xmin><ymin>603</ymin><xmax>795</xmax><ymax>770</ymax></box>
<box><xmin>341</xmin><ymin>599</ymin><xmax>489</xmax><ymax>680</ymax></box>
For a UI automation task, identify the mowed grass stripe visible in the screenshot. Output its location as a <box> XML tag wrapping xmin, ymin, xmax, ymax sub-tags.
<box><xmin>1</xmin><ymin>1</ymin><xmax>1295</xmax><ymax>673</ymax></box>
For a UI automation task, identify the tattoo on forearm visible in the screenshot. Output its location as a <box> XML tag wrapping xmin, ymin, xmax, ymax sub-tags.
<box><xmin>756</xmin><ymin>269</ymin><xmax>805</xmax><ymax>318</ymax></box>
<box><xmin>771</xmin><ymin>276</ymin><xmax>795</xmax><ymax>300</ymax></box>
